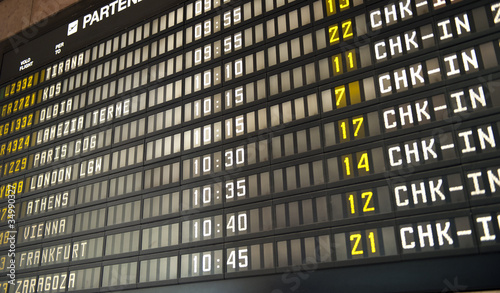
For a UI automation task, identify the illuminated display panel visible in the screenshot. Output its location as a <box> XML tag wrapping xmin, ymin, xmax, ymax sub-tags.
<box><xmin>0</xmin><ymin>0</ymin><xmax>500</xmax><ymax>292</ymax></box>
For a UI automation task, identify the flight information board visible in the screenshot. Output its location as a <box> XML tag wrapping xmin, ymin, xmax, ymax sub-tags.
<box><xmin>0</xmin><ymin>0</ymin><xmax>500</xmax><ymax>292</ymax></box>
